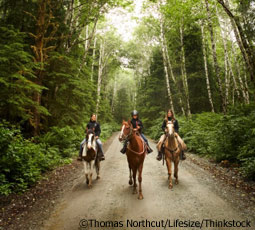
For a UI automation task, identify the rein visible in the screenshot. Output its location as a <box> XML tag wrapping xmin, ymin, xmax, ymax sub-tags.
<box><xmin>127</xmin><ymin>134</ymin><xmax>146</xmax><ymax>155</ymax></box>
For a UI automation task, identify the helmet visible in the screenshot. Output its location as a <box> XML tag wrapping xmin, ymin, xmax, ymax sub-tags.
<box><xmin>131</xmin><ymin>110</ymin><xmax>139</xmax><ymax>116</ymax></box>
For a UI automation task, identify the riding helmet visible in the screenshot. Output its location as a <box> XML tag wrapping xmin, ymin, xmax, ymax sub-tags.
<box><xmin>131</xmin><ymin>110</ymin><xmax>139</xmax><ymax>116</ymax></box>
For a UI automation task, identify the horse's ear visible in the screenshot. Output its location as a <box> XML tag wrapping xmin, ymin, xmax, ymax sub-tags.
<box><xmin>122</xmin><ymin>119</ymin><xmax>125</xmax><ymax>124</ymax></box>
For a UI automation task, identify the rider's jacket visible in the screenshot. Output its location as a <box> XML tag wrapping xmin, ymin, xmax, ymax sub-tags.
<box><xmin>86</xmin><ymin>120</ymin><xmax>101</xmax><ymax>137</ymax></box>
<box><xmin>162</xmin><ymin>117</ymin><xmax>179</xmax><ymax>133</ymax></box>
<box><xmin>131</xmin><ymin>118</ymin><xmax>143</xmax><ymax>133</ymax></box>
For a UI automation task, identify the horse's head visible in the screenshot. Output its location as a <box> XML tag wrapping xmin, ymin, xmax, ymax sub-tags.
<box><xmin>119</xmin><ymin>120</ymin><xmax>132</xmax><ymax>142</ymax></box>
<box><xmin>86</xmin><ymin>129</ymin><xmax>95</xmax><ymax>149</ymax></box>
<box><xmin>166</xmin><ymin>121</ymin><xmax>175</xmax><ymax>137</ymax></box>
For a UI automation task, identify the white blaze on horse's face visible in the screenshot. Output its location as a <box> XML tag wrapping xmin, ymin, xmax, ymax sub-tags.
<box><xmin>119</xmin><ymin>125</ymin><xmax>125</xmax><ymax>141</ymax></box>
<box><xmin>167</xmin><ymin>122</ymin><xmax>175</xmax><ymax>137</ymax></box>
<box><xmin>87</xmin><ymin>133</ymin><xmax>93</xmax><ymax>149</ymax></box>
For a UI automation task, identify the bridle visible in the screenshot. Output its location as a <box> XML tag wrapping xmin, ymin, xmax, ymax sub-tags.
<box><xmin>120</xmin><ymin>124</ymin><xmax>146</xmax><ymax>154</ymax></box>
<box><xmin>119</xmin><ymin>124</ymin><xmax>132</xmax><ymax>141</ymax></box>
<box><xmin>165</xmin><ymin>122</ymin><xmax>179</xmax><ymax>155</ymax></box>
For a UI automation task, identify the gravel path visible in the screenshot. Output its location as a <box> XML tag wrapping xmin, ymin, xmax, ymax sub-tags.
<box><xmin>41</xmin><ymin>133</ymin><xmax>255</xmax><ymax>230</ymax></box>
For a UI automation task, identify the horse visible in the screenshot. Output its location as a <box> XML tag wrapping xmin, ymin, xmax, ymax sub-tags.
<box><xmin>164</xmin><ymin>121</ymin><xmax>186</xmax><ymax>189</ymax></box>
<box><xmin>119</xmin><ymin>120</ymin><xmax>146</xmax><ymax>200</ymax></box>
<box><xmin>82</xmin><ymin>129</ymin><xmax>100</xmax><ymax>188</ymax></box>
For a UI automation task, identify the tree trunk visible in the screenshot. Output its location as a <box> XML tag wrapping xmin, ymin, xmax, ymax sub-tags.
<box><xmin>30</xmin><ymin>0</ymin><xmax>58</xmax><ymax>135</ymax></box>
<box><xmin>218</xmin><ymin>12</ymin><xmax>241</xmax><ymax>107</ymax></box>
<box><xmin>111</xmin><ymin>75</ymin><xmax>117</xmax><ymax>113</ymax></box>
<box><xmin>180</xmin><ymin>21</ymin><xmax>191</xmax><ymax>116</ymax></box>
<box><xmin>231</xmin><ymin>42</ymin><xmax>249</xmax><ymax>104</ymax></box>
<box><xmin>96</xmin><ymin>39</ymin><xmax>104</xmax><ymax>117</ymax></box>
<box><xmin>201</xmin><ymin>22</ymin><xmax>215</xmax><ymax>112</ymax></box>
<box><xmin>217</xmin><ymin>0</ymin><xmax>255</xmax><ymax>95</ymax></box>
<box><xmin>78</xmin><ymin>22</ymin><xmax>98</xmax><ymax>75</ymax></box>
<box><xmin>163</xmin><ymin>33</ymin><xmax>185</xmax><ymax>115</ymax></box>
<box><xmin>159</xmin><ymin>12</ymin><xmax>175</xmax><ymax>113</ymax></box>
<box><xmin>91</xmin><ymin>36</ymin><xmax>97</xmax><ymax>82</ymax></box>
<box><xmin>205</xmin><ymin>0</ymin><xmax>226</xmax><ymax>113</ymax></box>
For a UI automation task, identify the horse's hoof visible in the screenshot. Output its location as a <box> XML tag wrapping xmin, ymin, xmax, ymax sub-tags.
<box><xmin>138</xmin><ymin>194</ymin><xmax>144</xmax><ymax>200</ymax></box>
<box><xmin>88</xmin><ymin>185</ymin><xmax>92</xmax><ymax>189</ymax></box>
<box><xmin>129</xmin><ymin>180</ymin><xmax>133</xmax><ymax>185</ymax></box>
<box><xmin>169</xmin><ymin>184</ymin><xmax>173</xmax><ymax>189</ymax></box>
<box><xmin>96</xmin><ymin>176</ymin><xmax>100</xmax><ymax>180</ymax></box>
<box><xmin>175</xmin><ymin>180</ymin><xmax>178</xmax><ymax>185</ymax></box>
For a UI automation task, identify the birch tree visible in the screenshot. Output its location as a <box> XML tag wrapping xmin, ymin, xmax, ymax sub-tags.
<box><xmin>200</xmin><ymin>21</ymin><xmax>215</xmax><ymax>112</ymax></box>
<box><xmin>204</xmin><ymin>0</ymin><xmax>226</xmax><ymax>113</ymax></box>
<box><xmin>180</xmin><ymin>20</ymin><xmax>191</xmax><ymax>116</ymax></box>
<box><xmin>159</xmin><ymin>11</ymin><xmax>175</xmax><ymax>113</ymax></box>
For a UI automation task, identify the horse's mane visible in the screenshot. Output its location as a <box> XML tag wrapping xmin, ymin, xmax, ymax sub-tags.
<box><xmin>87</xmin><ymin>129</ymin><xmax>94</xmax><ymax>135</ymax></box>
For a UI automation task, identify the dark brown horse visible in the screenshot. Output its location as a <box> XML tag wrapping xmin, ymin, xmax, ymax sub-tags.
<box><xmin>119</xmin><ymin>120</ymin><xmax>146</xmax><ymax>200</ymax></box>
<box><xmin>164</xmin><ymin>121</ymin><xmax>186</xmax><ymax>189</ymax></box>
<box><xmin>82</xmin><ymin>129</ymin><xmax>100</xmax><ymax>188</ymax></box>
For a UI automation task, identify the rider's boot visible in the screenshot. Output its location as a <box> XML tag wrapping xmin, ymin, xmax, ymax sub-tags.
<box><xmin>146</xmin><ymin>144</ymin><xmax>153</xmax><ymax>154</ymax></box>
<box><xmin>77</xmin><ymin>148</ymin><xmax>83</xmax><ymax>161</ymax></box>
<box><xmin>156</xmin><ymin>145</ymin><xmax>164</xmax><ymax>161</ymax></box>
<box><xmin>120</xmin><ymin>140</ymin><xmax>128</xmax><ymax>154</ymax></box>
<box><xmin>180</xmin><ymin>150</ymin><xmax>186</xmax><ymax>160</ymax></box>
<box><xmin>98</xmin><ymin>151</ymin><xmax>105</xmax><ymax>161</ymax></box>
<box><xmin>156</xmin><ymin>150</ymin><xmax>162</xmax><ymax>161</ymax></box>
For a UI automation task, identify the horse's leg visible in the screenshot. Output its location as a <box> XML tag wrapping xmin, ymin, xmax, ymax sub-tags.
<box><xmin>129</xmin><ymin>166</ymin><xmax>133</xmax><ymax>185</ymax></box>
<box><xmin>84</xmin><ymin>162</ymin><xmax>89</xmax><ymax>185</ymax></box>
<box><xmin>132</xmin><ymin>167</ymin><xmax>137</xmax><ymax>194</ymax></box>
<box><xmin>88</xmin><ymin>161</ymin><xmax>94</xmax><ymax>188</ymax></box>
<box><xmin>138</xmin><ymin>163</ymin><xmax>144</xmax><ymax>200</ymax></box>
<box><xmin>96</xmin><ymin>159</ymin><xmax>100</xmax><ymax>180</ymax></box>
<box><xmin>174</xmin><ymin>156</ymin><xmax>179</xmax><ymax>185</ymax></box>
<box><xmin>166</xmin><ymin>155</ymin><xmax>173</xmax><ymax>189</ymax></box>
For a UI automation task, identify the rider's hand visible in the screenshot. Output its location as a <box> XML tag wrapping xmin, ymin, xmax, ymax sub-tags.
<box><xmin>137</xmin><ymin>126</ymin><xmax>140</xmax><ymax>129</ymax></box>
<box><xmin>95</xmin><ymin>136</ymin><xmax>99</xmax><ymax>139</ymax></box>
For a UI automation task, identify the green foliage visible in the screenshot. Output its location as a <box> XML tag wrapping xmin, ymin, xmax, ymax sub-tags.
<box><xmin>38</xmin><ymin>126</ymin><xmax>77</xmax><ymax>158</ymax></box>
<box><xmin>178</xmin><ymin>105</ymin><xmax>255</xmax><ymax>180</ymax></box>
<box><xmin>100</xmin><ymin>122</ymin><xmax>120</xmax><ymax>142</ymax></box>
<box><xmin>0</xmin><ymin>26</ymin><xmax>44</xmax><ymax>122</ymax></box>
<box><xmin>0</xmin><ymin>122</ymin><xmax>76</xmax><ymax>195</ymax></box>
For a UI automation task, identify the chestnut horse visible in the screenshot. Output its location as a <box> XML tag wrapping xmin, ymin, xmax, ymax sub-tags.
<box><xmin>82</xmin><ymin>129</ymin><xmax>100</xmax><ymax>188</ymax></box>
<box><xmin>119</xmin><ymin>120</ymin><xmax>146</xmax><ymax>200</ymax></box>
<box><xmin>164</xmin><ymin>121</ymin><xmax>186</xmax><ymax>189</ymax></box>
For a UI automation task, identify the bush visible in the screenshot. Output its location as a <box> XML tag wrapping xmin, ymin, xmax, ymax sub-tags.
<box><xmin>38</xmin><ymin>126</ymin><xmax>77</xmax><ymax>158</ymax></box>
<box><xmin>99</xmin><ymin>122</ymin><xmax>119</xmax><ymax>142</ymax></box>
<box><xmin>0</xmin><ymin>123</ymin><xmax>75</xmax><ymax>195</ymax></box>
<box><xmin>0</xmin><ymin>121</ymin><xmax>120</xmax><ymax>195</ymax></box>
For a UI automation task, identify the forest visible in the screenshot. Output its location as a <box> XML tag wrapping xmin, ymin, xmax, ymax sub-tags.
<box><xmin>0</xmin><ymin>0</ymin><xmax>255</xmax><ymax>195</ymax></box>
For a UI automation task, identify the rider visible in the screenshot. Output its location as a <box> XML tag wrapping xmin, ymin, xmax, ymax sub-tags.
<box><xmin>120</xmin><ymin>110</ymin><xmax>153</xmax><ymax>154</ymax></box>
<box><xmin>156</xmin><ymin>109</ymin><xmax>186</xmax><ymax>161</ymax></box>
<box><xmin>78</xmin><ymin>114</ymin><xmax>105</xmax><ymax>161</ymax></box>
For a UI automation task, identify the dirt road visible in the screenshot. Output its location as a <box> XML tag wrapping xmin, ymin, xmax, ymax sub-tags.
<box><xmin>42</xmin><ymin>133</ymin><xmax>255</xmax><ymax>230</ymax></box>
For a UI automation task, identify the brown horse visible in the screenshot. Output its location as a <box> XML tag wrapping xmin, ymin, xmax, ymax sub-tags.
<box><xmin>164</xmin><ymin>121</ymin><xmax>185</xmax><ymax>189</ymax></box>
<box><xmin>82</xmin><ymin>129</ymin><xmax>100</xmax><ymax>188</ymax></box>
<box><xmin>119</xmin><ymin>120</ymin><xmax>146</xmax><ymax>200</ymax></box>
